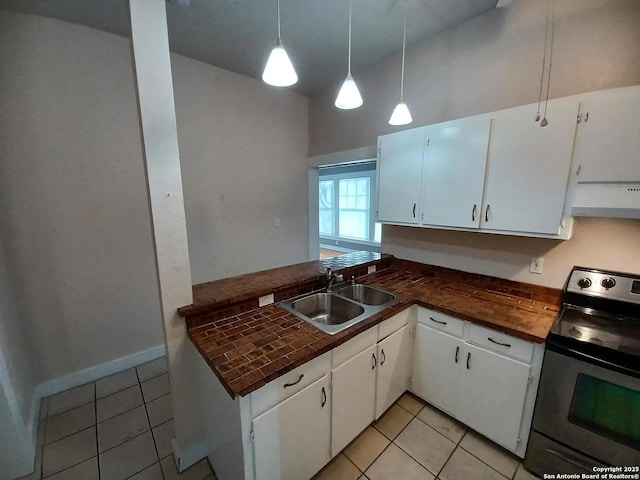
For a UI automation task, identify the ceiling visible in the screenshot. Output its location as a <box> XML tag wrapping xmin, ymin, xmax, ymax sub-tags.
<box><xmin>0</xmin><ymin>0</ymin><xmax>500</xmax><ymax>93</ymax></box>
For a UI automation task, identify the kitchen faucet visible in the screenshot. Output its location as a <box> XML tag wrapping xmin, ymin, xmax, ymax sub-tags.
<box><xmin>325</xmin><ymin>268</ymin><xmax>344</xmax><ymax>292</ymax></box>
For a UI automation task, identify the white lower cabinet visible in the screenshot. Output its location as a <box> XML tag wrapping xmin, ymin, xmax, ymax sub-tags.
<box><xmin>412</xmin><ymin>324</ymin><xmax>462</xmax><ymax>417</ymax></box>
<box><xmin>252</xmin><ymin>374</ymin><xmax>331</xmax><ymax>480</ymax></box>
<box><xmin>375</xmin><ymin>324</ymin><xmax>413</xmax><ymax>419</ymax></box>
<box><xmin>457</xmin><ymin>343</ymin><xmax>530</xmax><ymax>451</ymax></box>
<box><xmin>331</xmin><ymin>344</ymin><xmax>377</xmax><ymax>455</ymax></box>
<box><xmin>411</xmin><ymin>307</ymin><xmax>543</xmax><ymax>457</ymax></box>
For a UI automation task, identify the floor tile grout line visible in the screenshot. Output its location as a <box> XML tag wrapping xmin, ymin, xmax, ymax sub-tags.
<box><xmin>41</xmin><ymin>454</ymin><xmax>99</xmax><ymax>479</ymax></box>
<box><xmin>455</xmin><ymin>435</ymin><xmax>517</xmax><ymax>479</ymax></box>
<box><xmin>94</xmin><ymin>382</ymin><xmax>101</xmax><ymax>480</ymax></box>
<box><xmin>137</xmin><ymin>364</ymin><xmax>167</xmax><ymax>480</ymax></box>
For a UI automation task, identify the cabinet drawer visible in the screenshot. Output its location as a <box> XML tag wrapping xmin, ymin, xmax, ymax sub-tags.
<box><xmin>332</xmin><ymin>328</ymin><xmax>377</xmax><ymax>368</ymax></box>
<box><xmin>417</xmin><ymin>307</ymin><xmax>464</xmax><ymax>337</ymax></box>
<box><xmin>251</xmin><ymin>351</ymin><xmax>331</xmax><ymax>418</ymax></box>
<box><xmin>378</xmin><ymin>306</ymin><xmax>413</xmax><ymax>341</ymax></box>
<box><xmin>465</xmin><ymin>323</ymin><xmax>534</xmax><ymax>364</ymax></box>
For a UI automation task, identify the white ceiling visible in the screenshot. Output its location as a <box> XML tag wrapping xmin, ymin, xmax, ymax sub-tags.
<box><xmin>0</xmin><ymin>0</ymin><xmax>499</xmax><ymax>93</ymax></box>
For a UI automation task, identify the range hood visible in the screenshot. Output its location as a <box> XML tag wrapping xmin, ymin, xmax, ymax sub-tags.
<box><xmin>571</xmin><ymin>183</ymin><xmax>640</xmax><ymax>219</ymax></box>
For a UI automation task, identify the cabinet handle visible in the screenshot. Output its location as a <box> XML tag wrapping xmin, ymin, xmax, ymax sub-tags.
<box><xmin>485</xmin><ymin>204</ymin><xmax>490</xmax><ymax>222</ymax></box>
<box><xmin>466</xmin><ymin>352</ymin><xmax>471</xmax><ymax>369</ymax></box>
<box><xmin>321</xmin><ymin>387</ymin><xmax>327</xmax><ymax>407</ymax></box>
<box><xmin>455</xmin><ymin>346</ymin><xmax>459</xmax><ymax>363</ymax></box>
<box><xmin>488</xmin><ymin>337</ymin><xmax>511</xmax><ymax>348</ymax></box>
<box><xmin>430</xmin><ymin>317</ymin><xmax>447</xmax><ymax>325</ymax></box>
<box><xmin>380</xmin><ymin>349</ymin><xmax>386</xmax><ymax>366</ymax></box>
<box><xmin>472</xmin><ymin>204</ymin><xmax>477</xmax><ymax>221</ymax></box>
<box><xmin>412</xmin><ymin>203</ymin><xmax>416</xmax><ymax>218</ymax></box>
<box><xmin>372</xmin><ymin>353</ymin><xmax>377</xmax><ymax>370</ymax></box>
<box><xmin>283</xmin><ymin>374</ymin><xmax>304</xmax><ymax>388</ymax></box>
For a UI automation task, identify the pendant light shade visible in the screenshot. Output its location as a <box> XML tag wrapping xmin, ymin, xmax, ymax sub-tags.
<box><xmin>335</xmin><ymin>0</ymin><xmax>363</xmax><ymax>109</ymax></box>
<box><xmin>335</xmin><ymin>72</ymin><xmax>363</xmax><ymax>109</ymax></box>
<box><xmin>389</xmin><ymin>101</ymin><xmax>412</xmax><ymax>125</ymax></box>
<box><xmin>389</xmin><ymin>3</ymin><xmax>412</xmax><ymax>125</ymax></box>
<box><xmin>262</xmin><ymin>0</ymin><xmax>298</xmax><ymax>87</ymax></box>
<box><xmin>262</xmin><ymin>40</ymin><xmax>298</xmax><ymax>87</ymax></box>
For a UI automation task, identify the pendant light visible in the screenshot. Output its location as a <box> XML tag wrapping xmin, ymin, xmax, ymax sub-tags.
<box><xmin>389</xmin><ymin>3</ymin><xmax>412</xmax><ymax>126</ymax></box>
<box><xmin>335</xmin><ymin>0</ymin><xmax>363</xmax><ymax>109</ymax></box>
<box><xmin>262</xmin><ymin>0</ymin><xmax>298</xmax><ymax>87</ymax></box>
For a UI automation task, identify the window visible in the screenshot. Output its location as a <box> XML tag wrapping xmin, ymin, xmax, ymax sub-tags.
<box><xmin>318</xmin><ymin>165</ymin><xmax>381</xmax><ymax>245</ymax></box>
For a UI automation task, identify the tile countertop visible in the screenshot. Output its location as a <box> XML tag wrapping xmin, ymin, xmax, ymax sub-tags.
<box><xmin>180</xmin><ymin>253</ymin><xmax>562</xmax><ymax>398</ymax></box>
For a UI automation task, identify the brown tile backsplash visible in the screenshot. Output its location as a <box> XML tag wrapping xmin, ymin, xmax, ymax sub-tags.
<box><xmin>182</xmin><ymin>253</ymin><xmax>561</xmax><ymax>398</ymax></box>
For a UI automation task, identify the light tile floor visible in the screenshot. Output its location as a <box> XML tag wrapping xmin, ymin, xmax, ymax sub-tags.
<box><xmin>313</xmin><ymin>392</ymin><xmax>539</xmax><ymax>480</ymax></box>
<box><xmin>18</xmin><ymin>357</ymin><xmax>216</xmax><ymax>480</ymax></box>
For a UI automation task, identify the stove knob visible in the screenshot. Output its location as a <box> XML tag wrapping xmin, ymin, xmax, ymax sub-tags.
<box><xmin>577</xmin><ymin>278</ymin><xmax>592</xmax><ymax>289</ymax></box>
<box><xmin>601</xmin><ymin>277</ymin><xmax>616</xmax><ymax>289</ymax></box>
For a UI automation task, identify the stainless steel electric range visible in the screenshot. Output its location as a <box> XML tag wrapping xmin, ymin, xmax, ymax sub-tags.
<box><xmin>524</xmin><ymin>266</ymin><xmax>640</xmax><ymax>475</ymax></box>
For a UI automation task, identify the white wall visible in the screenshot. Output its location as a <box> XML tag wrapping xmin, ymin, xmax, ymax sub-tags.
<box><xmin>0</xmin><ymin>238</ymin><xmax>37</xmax><ymax>479</ymax></box>
<box><xmin>309</xmin><ymin>0</ymin><xmax>640</xmax><ymax>155</ymax></box>
<box><xmin>307</xmin><ymin>0</ymin><xmax>640</xmax><ymax>289</ymax></box>
<box><xmin>172</xmin><ymin>55</ymin><xmax>309</xmax><ymax>284</ymax></box>
<box><xmin>0</xmin><ymin>11</ymin><xmax>165</xmax><ymax>384</ymax></box>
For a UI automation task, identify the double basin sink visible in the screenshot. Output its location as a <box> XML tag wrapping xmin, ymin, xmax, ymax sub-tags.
<box><xmin>279</xmin><ymin>283</ymin><xmax>401</xmax><ymax>335</ymax></box>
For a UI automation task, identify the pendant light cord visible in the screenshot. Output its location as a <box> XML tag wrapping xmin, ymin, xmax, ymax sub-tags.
<box><xmin>277</xmin><ymin>0</ymin><xmax>281</xmax><ymax>42</ymax></box>
<box><xmin>536</xmin><ymin>0</ymin><xmax>549</xmax><ymax>118</ymax></box>
<box><xmin>542</xmin><ymin>0</ymin><xmax>555</xmax><ymax>120</ymax></box>
<box><xmin>347</xmin><ymin>0</ymin><xmax>353</xmax><ymax>74</ymax></box>
<box><xmin>400</xmin><ymin>2</ymin><xmax>407</xmax><ymax>100</ymax></box>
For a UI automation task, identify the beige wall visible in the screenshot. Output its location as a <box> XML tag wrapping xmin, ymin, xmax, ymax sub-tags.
<box><xmin>384</xmin><ymin>219</ymin><xmax>640</xmax><ymax>288</ymax></box>
<box><xmin>308</xmin><ymin>0</ymin><xmax>640</xmax><ymax>289</ymax></box>
<box><xmin>172</xmin><ymin>55</ymin><xmax>309</xmax><ymax>284</ymax></box>
<box><xmin>308</xmin><ymin>0</ymin><xmax>640</xmax><ymax>155</ymax></box>
<box><xmin>0</xmin><ymin>11</ymin><xmax>165</xmax><ymax>383</ymax></box>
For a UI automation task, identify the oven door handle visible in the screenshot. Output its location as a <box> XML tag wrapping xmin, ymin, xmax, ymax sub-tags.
<box><xmin>546</xmin><ymin>448</ymin><xmax>596</xmax><ymax>472</ymax></box>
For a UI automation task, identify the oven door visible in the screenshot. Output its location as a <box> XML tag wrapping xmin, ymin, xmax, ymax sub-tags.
<box><xmin>532</xmin><ymin>347</ymin><xmax>640</xmax><ymax>466</ymax></box>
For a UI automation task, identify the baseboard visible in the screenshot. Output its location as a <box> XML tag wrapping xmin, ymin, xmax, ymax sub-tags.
<box><xmin>171</xmin><ymin>437</ymin><xmax>209</xmax><ymax>472</ymax></box>
<box><xmin>36</xmin><ymin>344</ymin><xmax>166</xmax><ymax>399</ymax></box>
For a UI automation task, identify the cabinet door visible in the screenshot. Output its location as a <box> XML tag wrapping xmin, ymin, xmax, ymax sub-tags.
<box><xmin>574</xmin><ymin>87</ymin><xmax>640</xmax><ymax>183</ymax></box>
<box><xmin>377</xmin><ymin>127</ymin><xmax>426</xmax><ymax>224</ymax></box>
<box><xmin>375</xmin><ymin>324</ymin><xmax>413</xmax><ymax>419</ymax></box>
<box><xmin>483</xmin><ymin>100</ymin><xmax>578</xmax><ymax>234</ymax></box>
<box><xmin>421</xmin><ymin>117</ymin><xmax>490</xmax><ymax>228</ymax></box>
<box><xmin>331</xmin><ymin>344</ymin><xmax>377</xmax><ymax>455</ymax></box>
<box><xmin>411</xmin><ymin>324</ymin><xmax>462</xmax><ymax>416</ymax></box>
<box><xmin>253</xmin><ymin>375</ymin><xmax>330</xmax><ymax>480</ymax></box>
<box><xmin>457</xmin><ymin>344</ymin><xmax>530</xmax><ymax>451</ymax></box>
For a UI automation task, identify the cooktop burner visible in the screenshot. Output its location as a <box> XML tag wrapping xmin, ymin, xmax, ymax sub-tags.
<box><xmin>550</xmin><ymin>267</ymin><xmax>640</xmax><ymax>358</ymax></box>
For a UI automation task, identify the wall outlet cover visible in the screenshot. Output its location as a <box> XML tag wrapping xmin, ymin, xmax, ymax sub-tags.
<box><xmin>258</xmin><ymin>293</ymin><xmax>274</xmax><ymax>307</ymax></box>
<box><xmin>368</xmin><ymin>265</ymin><xmax>376</xmax><ymax>274</ymax></box>
<box><xmin>530</xmin><ymin>257</ymin><xmax>544</xmax><ymax>275</ymax></box>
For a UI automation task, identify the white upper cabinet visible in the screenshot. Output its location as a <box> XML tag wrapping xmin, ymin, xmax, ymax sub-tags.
<box><xmin>573</xmin><ymin>87</ymin><xmax>640</xmax><ymax>183</ymax></box>
<box><xmin>377</xmin><ymin>127</ymin><xmax>427</xmax><ymax>224</ymax></box>
<box><xmin>421</xmin><ymin>117</ymin><xmax>491</xmax><ymax>228</ymax></box>
<box><xmin>482</xmin><ymin>100</ymin><xmax>578</xmax><ymax>235</ymax></box>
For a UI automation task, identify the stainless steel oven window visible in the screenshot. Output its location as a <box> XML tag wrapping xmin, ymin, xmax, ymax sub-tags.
<box><xmin>569</xmin><ymin>373</ymin><xmax>640</xmax><ymax>450</ymax></box>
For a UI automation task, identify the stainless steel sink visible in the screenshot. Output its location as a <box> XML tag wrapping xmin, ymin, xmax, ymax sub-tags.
<box><xmin>289</xmin><ymin>293</ymin><xmax>364</xmax><ymax>325</ymax></box>
<box><xmin>279</xmin><ymin>284</ymin><xmax>401</xmax><ymax>335</ymax></box>
<box><xmin>334</xmin><ymin>284</ymin><xmax>397</xmax><ymax>306</ymax></box>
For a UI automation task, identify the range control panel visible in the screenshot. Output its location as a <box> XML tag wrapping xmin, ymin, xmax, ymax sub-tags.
<box><xmin>567</xmin><ymin>267</ymin><xmax>640</xmax><ymax>305</ymax></box>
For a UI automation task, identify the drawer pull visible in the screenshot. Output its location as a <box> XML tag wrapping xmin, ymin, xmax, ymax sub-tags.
<box><xmin>466</xmin><ymin>352</ymin><xmax>471</xmax><ymax>369</ymax></box>
<box><xmin>488</xmin><ymin>337</ymin><xmax>511</xmax><ymax>348</ymax></box>
<box><xmin>321</xmin><ymin>387</ymin><xmax>327</xmax><ymax>407</ymax></box>
<box><xmin>283</xmin><ymin>374</ymin><xmax>304</xmax><ymax>388</ymax></box>
<box><xmin>372</xmin><ymin>353</ymin><xmax>377</xmax><ymax>370</ymax></box>
<box><xmin>430</xmin><ymin>317</ymin><xmax>447</xmax><ymax>325</ymax></box>
<box><xmin>455</xmin><ymin>346</ymin><xmax>459</xmax><ymax>363</ymax></box>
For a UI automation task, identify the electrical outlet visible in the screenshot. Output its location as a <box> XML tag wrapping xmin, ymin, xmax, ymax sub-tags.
<box><xmin>274</xmin><ymin>217</ymin><xmax>280</xmax><ymax>227</ymax></box>
<box><xmin>258</xmin><ymin>293</ymin><xmax>274</xmax><ymax>307</ymax></box>
<box><xmin>368</xmin><ymin>265</ymin><xmax>376</xmax><ymax>274</ymax></box>
<box><xmin>530</xmin><ymin>257</ymin><xmax>544</xmax><ymax>274</ymax></box>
